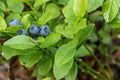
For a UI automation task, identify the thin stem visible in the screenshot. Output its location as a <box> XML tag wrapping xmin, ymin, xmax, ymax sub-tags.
<box><xmin>83</xmin><ymin>44</ymin><xmax>111</xmax><ymax>79</ymax></box>
<box><xmin>76</xmin><ymin>58</ymin><xmax>106</xmax><ymax>79</ymax></box>
<box><xmin>105</xmin><ymin>52</ymin><xmax>113</xmax><ymax>79</ymax></box>
<box><xmin>78</xmin><ymin>65</ymin><xmax>98</xmax><ymax>79</ymax></box>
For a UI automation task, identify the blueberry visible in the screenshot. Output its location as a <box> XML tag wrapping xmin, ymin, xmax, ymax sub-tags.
<box><xmin>17</xmin><ymin>29</ymin><xmax>28</xmax><ymax>35</ymax></box>
<box><xmin>9</xmin><ymin>19</ymin><xmax>21</xmax><ymax>26</ymax></box>
<box><xmin>29</xmin><ymin>24</ymin><xmax>39</xmax><ymax>35</ymax></box>
<box><xmin>39</xmin><ymin>25</ymin><xmax>50</xmax><ymax>36</ymax></box>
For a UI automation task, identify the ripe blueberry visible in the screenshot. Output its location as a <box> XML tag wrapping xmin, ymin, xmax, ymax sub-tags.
<box><xmin>17</xmin><ymin>29</ymin><xmax>28</xmax><ymax>35</ymax></box>
<box><xmin>29</xmin><ymin>24</ymin><xmax>39</xmax><ymax>35</ymax></box>
<box><xmin>9</xmin><ymin>19</ymin><xmax>21</xmax><ymax>26</ymax></box>
<box><xmin>39</xmin><ymin>25</ymin><xmax>50</xmax><ymax>36</ymax></box>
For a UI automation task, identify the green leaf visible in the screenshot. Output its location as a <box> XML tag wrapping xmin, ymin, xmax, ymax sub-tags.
<box><xmin>16</xmin><ymin>0</ymin><xmax>30</xmax><ymax>2</ymax></box>
<box><xmin>75</xmin><ymin>46</ymin><xmax>92</xmax><ymax>57</ymax></box>
<box><xmin>62</xmin><ymin>0</ymin><xmax>75</xmax><ymax>26</ymax></box>
<box><xmin>0</xmin><ymin>11</ymin><xmax>4</xmax><ymax>17</ymax></box>
<box><xmin>38</xmin><ymin>3</ymin><xmax>60</xmax><ymax>25</ymax></box>
<box><xmin>53</xmin><ymin>59</ymin><xmax>73</xmax><ymax>80</ymax></box>
<box><xmin>73</xmin><ymin>0</ymin><xmax>87</xmax><ymax>18</ymax></box>
<box><xmin>40</xmin><ymin>32</ymin><xmax>61</xmax><ymax>48</ymax></box>
<box><xmin>45</xmin><ymin>3</ymin><xmax>60</xmax><ymax>19</ymax></box>
<box><xmin>58</xmin><ymin>0</ymin><xmax>69</xmax><ymax>5</ymax></box>
<box><xmin>0</xmin><ymin>1</ymin><xmax>6</xmax><ymax>11</ymax></box>
<box><xmin>116</xmin><ymin>0</ymin><xmax>120</xmax><ymax>7</ymax></box>
<box><xmin>55</xmin><ymin>25</ymin><xmax>74</xmax><ymax>38</ymax></box>
<box><xmin>87</xmin><ymin>0</ymin><xmax>104</xmax><ymax>12</ymax></box>
<box><xmin>42</xmin><ymin>77</ymin><xmax>51</xmax><ymax>80</ymax></box>
<box><xmin>72</xmin><ymin>19</ymin><xmax>86</xmax><ymax>34</ymax></box>
<box><xmin>6</xmin><ymin>25</ymin><xmax>22</xmax><ymax>33</ymax></box>
<box><xmin>65</xmin><ymin>62</ymin><xmax>78</xmax><ymax>80</ymax></box>
<box><xmin>19</xmin><ymin>51</ymin><xmax>43</xmax><ymax>67</ymax></box>
<box><xmin>2</xmin><ymin>46</ymin><xmax>40</xmax><ymax>60</ymax></box>
<box><xmin>4</xmin><ymin>35</ymin><xmax>37</xmax><ymax>50</ymax></box>
<box><xmin>7</xmin><ymin>0</ymin><xmax>24</xmax><ymax>13</ymax></box>
<box><xmin>0</xmin><ymin>16</ymin><xmax>7</xmax><ymax>31</ymax></box>
<box><xmin>21</xmin><ymin>14</ymin><xmax>32</xmax><ymax>30</ymax></box>
<box><xmin>77</xmin><ymin>23</ymin><xmax>95</xmax><ymax>45</ymax></box>
<box><xmin>55</xmin><ymin>41</ymin><xmax>77</xmax><ymax>66</ymax></box>
<box><xmin>34</xmin><ymin>55</ymin><xmax>52</xmax><ymax>76</ymax></box>
<box><xmin>109</xmin><ymin>11</ymin><xmax>120</xmax><ymax>28</ymax></box>
<box><xmin>34</xmin><ymin>0</ymin><xmax>49</xmax><ymax>8</ymax></box>
<box><xmin>102</xmin><ymin>0</ymin><xmax>119</xmax><ymax>22</ymax></box>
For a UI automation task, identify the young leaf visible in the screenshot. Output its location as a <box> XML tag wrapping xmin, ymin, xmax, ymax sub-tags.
<box><xmin>16</xmin><ymin>0</ymin><xmax>30</xmax><ymax>2</ymax></box>
<box><xmin>6</xmin><ymin>0</ymin><xmax>24</xmax><ymax>13</ymax></box>
<box><xmin>34</xmin><ymin>55</ymin><xmax>52</xmax><ymax>76</ymax></box>
<box><xmin>40</xmin><ymin>32</ymin><xmax>61</xmax><ymax>48</ymax></box>
<box><xmin>87</xmin><ymin>0</ymin><xmax>104</xmax><ymax>12</ymax></box>
<box><xmin>0</xmin><ymin>11</ymin><xmax>4</xmax><ymax>17</ymax></box>
<box><xmin>102</xmin><ymin>0</ymin><xmax>119</xmax><ymax>22</ymax></box>
<box><xmin>116</xmin><ymin>0</ymin><xmax>120</xmax><ymax>7</ymax></box>
<box><xmin>4</xmin><ymin>35</ymin><xmax>37</xmax><ymax>50</ymax></box>
<box><xmin>53</xmin><ymin>59</ymin><xmax>73</xmax><ymax>80</ymax></box>
<box><xmin>73</xmin><ymin>0</ymin><xmax>87</xmax><ymax>19</ymax></box>
<box><xmin>65</xmin><ymin>62</ymin><xmax>78</xmax><ymax>80</ymax></box>
<box><xmin>72</xmin><ymin>19</ymin><xmax>86</xmax><ymax>34</ymax></box>
<box><xmin>46</xmin><ymin>3</ymin><xmax>60</xmax><ymax>19</ymax></box>
<box><xmin>21</xmin><ymin>14</ymin><xmax>32</xmax><ymax>29</ymax></box>
<box><xmin>42</xmin><ymin>77</ymin><xmax>51</xmax><ymax>80</ymax></box>
<box><xmin>58</xmin><ymin>0</ymin><xmax>69</xmax><ymax>5</ymax></box>
<box><xmin>19</xmin><ymin>51</ymin><xmax>43</xmax><ymax>67</ymax></box>
<box><xmin>0</xmin><ymin>1</ymin><xmax>6</xmax><ymax>11</ymax></box>
<box><xmin>38</xmin><ymin>3</ymin><xmax>60</xmax><ymax>25</ymax></box>
<box><xmin>0</xmin><ymin>16</ymin><xmax>7</xmax><ymax>31</ymax></box>
<box><xmin>55</xmin><ymin>25</ymin><xmax>74</xmax><ymax>38</ymax></box>
<box><xmin>55</xmin><ymin>41</ymin><xmax>77</xmax><ymax>66</ymax></box>
<box><xmin>62</xmin><ymin>0</ymin><xmax>75</xmax><ymax>26</ymax></box>
<box><xmin>109</xmin><ymin>11</ymin><xmax>120</xmax><ymax>28</ymax></box>
<box><xmin>34</xmin><ymin>0</ymin><xmax>49</xmax><ymax>8</ymax></box>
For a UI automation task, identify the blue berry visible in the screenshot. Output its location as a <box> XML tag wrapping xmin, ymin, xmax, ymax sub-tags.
<box><xmin>9</xmin><ymin>19</ymin><xmax>21</xmax><ymax>26</ymax></box>
<box><xmin>39</xmin><ymin>25</ymin><xmax>50</xmax><ymax>36</ymax></box>
<box><xmin>29</xmin><ymin>24</ymin><xmax>39</xmax><ymax>35</ymax></box>
<box><xmin>17</xmin><ymin>29</ymin><xmax>28</xmax><ymax>35</ymax></box>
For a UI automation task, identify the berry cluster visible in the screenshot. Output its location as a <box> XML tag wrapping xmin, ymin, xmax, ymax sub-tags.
<box><xmin>9</xmin><ymin>19</ymin><xmax>51</xmax><ymax>39</ymax></box>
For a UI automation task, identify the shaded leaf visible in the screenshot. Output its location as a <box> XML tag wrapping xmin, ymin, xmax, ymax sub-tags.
<box><xmin>19</xmin><ymin>51</ymin><xmax>42</xmax><ymax>67</ymax></box>
<box><xmin>2</xmin><ymin>46</ymin><xmax>40</xmax><ymax>60</ymax></box>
